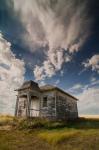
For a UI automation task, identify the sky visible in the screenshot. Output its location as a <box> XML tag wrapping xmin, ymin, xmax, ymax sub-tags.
<box><xmin>0</xmin><ymin>0</ymin><xmax>99</xmax><ymax>115</ymax></box>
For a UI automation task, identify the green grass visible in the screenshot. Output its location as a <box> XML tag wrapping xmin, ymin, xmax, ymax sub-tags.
<box><xmin>0</xmin><ymin>116</ymin><xmax>99</xmax><ymax>150</ymax></box>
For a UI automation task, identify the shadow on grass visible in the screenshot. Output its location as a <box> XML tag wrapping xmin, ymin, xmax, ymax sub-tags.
<box><xmin>66</xmin><ymin>117</ymin><xmax>99</xmax><ymax>130</ymax></box>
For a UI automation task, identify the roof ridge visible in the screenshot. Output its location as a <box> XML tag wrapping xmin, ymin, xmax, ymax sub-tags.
<box><xmin>40</xmin><ymin>84</ymin><xmax>56</xmax><ymax>87</ymax></box>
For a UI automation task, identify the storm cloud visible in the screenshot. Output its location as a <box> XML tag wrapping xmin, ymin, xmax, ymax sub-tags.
<box><xmin>12</xmin><ymin>0</ymin><xmax>91</xmax><ymax>80</ymax></box>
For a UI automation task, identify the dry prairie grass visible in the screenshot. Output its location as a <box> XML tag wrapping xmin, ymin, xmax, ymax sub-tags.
<box><xmin>0</xmin><ymin>116</ymin><xmax>99</xmax><ymax>150</ymax></box>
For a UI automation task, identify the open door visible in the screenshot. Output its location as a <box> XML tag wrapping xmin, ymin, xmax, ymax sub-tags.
<box><xmin>30</xmin><ymin>97</ymin><xmax>40</xmax><ymax>117</ymax></box>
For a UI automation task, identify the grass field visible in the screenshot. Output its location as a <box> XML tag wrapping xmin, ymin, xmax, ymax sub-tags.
<box><xmin>0</xmin><ymin>116</ymin><xmax>99</xmax><ymax>150</ymax></box>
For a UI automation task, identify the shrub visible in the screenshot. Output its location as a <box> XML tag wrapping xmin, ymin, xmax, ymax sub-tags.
<box><xmin>15</xmin><ymin>118</ymin><xmax>67</xmax><ymax>130</ymax></box>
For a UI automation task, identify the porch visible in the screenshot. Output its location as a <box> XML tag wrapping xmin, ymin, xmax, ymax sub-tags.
<box><xmin>16</xmin><ymin>93</ymin><xmax>41</xmax><ymax>118</ymax></box>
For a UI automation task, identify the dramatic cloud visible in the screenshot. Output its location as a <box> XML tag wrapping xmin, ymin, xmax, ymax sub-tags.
<box><xmin>78</xmin><ymin>87</ymin><xmax>99</xmax><ymax>115</ymax></box>
<box><xmin>34</xmin><ymin>65</ymin><xmax>45</xmax><ymax>81</ymax></box>
<box><xmin>70</xmin><ymin>84</ymin><xmax>83</xmax><ymax>90</ymax></box>
<box><xmin>89</xmin><ymin>77</ymin><xmax>99</xmax><ymax>86</ymax></box>
<box><xmin>69</xmin><ymin>77</ymin><xmax>99</xmax><ymax>94</ymax></box>
<box><xmin>55</xmin><ymin>79</ymin><xmax>60</xmax><ymax>85</ymax></box>
<box><xmin>12</xmin><ymin>0</ymin><xmax>91</xmax><ymax>80</ymax></box>
<box><xmin>70</xmin><ymin>79</ymin><xmax>99</xmax><ymax>115</ymax></box>
<box><xmin>0</xmin><ymin>33</ymin><xmax>25</xmax><ymax>115</ymax></box>
<box><xmin>83</xmin><ymin>54</ymin><xmax>99</xmax><ymax>74</ymax></box>
<box><xmin>90</xmin><ymin>77</ymin><xmax>97</xmax><ymax>82</ymax></box>
<box><xmin>68</xmin><ymin>83</ymin><xmax>84</xmax><ymax>95</ymax></box>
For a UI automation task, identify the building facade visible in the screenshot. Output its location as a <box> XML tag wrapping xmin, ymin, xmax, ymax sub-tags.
<box><xmin>15</xmin><ymin>81</ymin><xmax>78</xmax><ymax>120</ymax></box>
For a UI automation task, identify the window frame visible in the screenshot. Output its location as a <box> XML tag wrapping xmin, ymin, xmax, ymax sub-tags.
<box><xmin>42</xmin><ymin>96</ymin><xmax>48</xmax><ymax>107</ymax></box>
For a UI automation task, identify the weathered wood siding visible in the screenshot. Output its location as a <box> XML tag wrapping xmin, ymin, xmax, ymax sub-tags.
<box><xmin>66</xmin><ymin>95</ymin><xmax>78</xmax><ymax>119</ymax></box>
<box><xmin>40</xmin><ymin>90</ymin><xmax>78</xmax><ymax>120</ymax></box>
<box><xmin>16</xmin><ymin>87</ymin><xmax>78</xmax><ymax>120</ymax></box>
<box><xmin>40</xmin><ymin>91</ymin><xmax>56</xmax><ymax>119</ymax></box>
<box><xmin>56</xmin><ymin>90</ymin><xmax>78</xmax><ymax>120</ymax></box>
<box><xmin>55</xmin><ymin>91</ymin><xmax>67</xmax><ymax>120</ymax></box>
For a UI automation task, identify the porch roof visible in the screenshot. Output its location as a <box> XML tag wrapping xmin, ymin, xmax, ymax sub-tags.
<box><xmin>15</xmin><ymin>80</ymin><xmax>40</xmax><ymax>91</ymax></box>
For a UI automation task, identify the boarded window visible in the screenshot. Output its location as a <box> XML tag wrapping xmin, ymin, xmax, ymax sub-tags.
<box><xmin>43</xmin><ymin>96</ymin><xmax>48</xmax><ymax>107</ymax></box>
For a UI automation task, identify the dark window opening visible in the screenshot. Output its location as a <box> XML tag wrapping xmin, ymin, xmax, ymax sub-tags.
<box><xmin>51</xmin><ymin>97</ymin><xmax>55</xmax><ymax>108</ymax></box>
<box><xmin>43</xmin><ymin>96</ymin><xmax>48</xmax><ymax>107</ymax></box>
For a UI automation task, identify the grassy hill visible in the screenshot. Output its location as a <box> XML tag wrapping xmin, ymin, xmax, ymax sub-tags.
<box><xmin>0</xmin><ymin>116</ymin><xmax>99</xmax><ymax>150</ymax></box>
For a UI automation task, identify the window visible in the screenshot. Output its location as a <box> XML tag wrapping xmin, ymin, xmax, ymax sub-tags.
<box><xmin>51</xmin><ymin>97</ymin><xmax>55</xmax><ymax>108</ymax></box>
<box><xmin>43</xmin><ymin>96</ymin><xmax>48</xmax><ymax>107</ymax></box>
<box><xmin>23</xmin><ymin>100</ymin><xmax>26</xmax><ymax>109</ymax></box>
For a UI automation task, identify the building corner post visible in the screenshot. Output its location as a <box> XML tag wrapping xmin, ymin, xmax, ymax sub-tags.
<box><xmin>15</xmin><ymin>95</ymin><xmax>19</xmax><ymax>117</ymax></box>
<box><xmin>39</xmin><ymin>93</ymin><xmax>42</xmax><ymax>118</ymax></box>
<box><xmin>55</xmin><ymin>90</ymin><xmax>57</xmax><ymax>120</ymax></box>
<box><xmin>27</xmin><ymin>93</ymin><xmax>31</xmax><ymax>118</ymax></box>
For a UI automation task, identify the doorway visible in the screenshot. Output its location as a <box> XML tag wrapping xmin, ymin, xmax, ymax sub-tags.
<box><xmin>30</xmin><ymin>96</ymin><xmax>40</xmax><ymax>117</ymax></box>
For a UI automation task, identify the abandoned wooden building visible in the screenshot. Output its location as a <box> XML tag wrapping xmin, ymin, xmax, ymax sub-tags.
<box><xmin>15</xmin><ymin>80</ymin><xmax>78</xmax><ymax>120</ymax></box>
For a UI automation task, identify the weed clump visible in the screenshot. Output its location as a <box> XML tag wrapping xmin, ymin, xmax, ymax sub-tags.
<box><xmin>16</xmin><ymin>118</ymin><xmax>66</xmax><ymax>130</ymax></box>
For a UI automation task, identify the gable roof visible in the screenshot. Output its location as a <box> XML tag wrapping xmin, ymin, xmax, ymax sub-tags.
<box><xmin>40</xmin><ymin>84</ymin><xmax>55</xmax><ymax>91</ymax></box>
<box><xmin>40</xmin><ymin>84</ymin><xmax>78</xmax><ymax>101</ymax></box>
<box><xmin>15</xmin><ymin>81</ymin><xmax>78</xmax><ymax>101</ymax></box>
